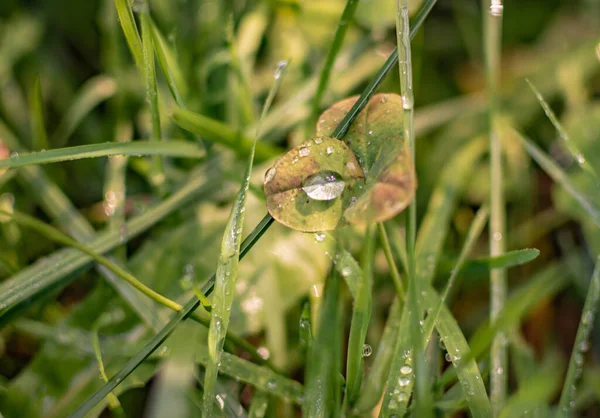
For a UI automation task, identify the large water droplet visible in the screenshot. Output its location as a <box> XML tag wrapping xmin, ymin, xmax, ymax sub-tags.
<box><xmin>302</xmin><ymin>171</ymin><xmax>345</xmax><ymax>201</ymax></box>
<box><xmin>265</xmin><ymin>167</ymin><xmax>276</xmax><ymax>183</ymax></box>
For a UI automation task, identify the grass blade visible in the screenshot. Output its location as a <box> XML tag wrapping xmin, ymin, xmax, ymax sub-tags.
<box><xmin>203</xmin><ymin>62</ymin><xmax>287</xmax><ymax>416</ymax></box>
<box><xmin>28</xmin><ymin>75</ymin><xmax>48</xmax><ymax>151</ymax></box>
<box><xmin>526</xmin><ymin>79</ymin><xmax>599</xmax><ymax>183</ymax></box>
<box><xmin>307</xmin><ymin>0</ymin><xmax>360</xmax><ymax>131</ymax></box>
<box><xmin>248</xmin><ymin>391</ymin><xmax>269</xmax><ymax>418</ymax></box>
<box><xmin>303</xmin><ymin>271</ymin><xmax>341</xmax><ymax>417</ymax></box>
<box><xmin>344</xmin><ymin>226</ymin><xmax>374</xmax><ymax>409</ymax></box>
<box><xmin>172</xmin><ymin>108</ymin><xmax>281</xmax><ymax>162</ymax></box>
<box><xmin>51</xmin><ymin>75</ymin><xmax>118</xmax><ymax>147</ymax></box>
<box><xmin>114</xmin><ymin>0</ymin><xmax>143</xmax><ymax>67</ymax></box>
<box><xmin>0</xmin><ymin>140</ymin><xmax>204</xmax><ymax>169</ymax></box>
<box><xmin>556</xmin><ymin>257</ymin><xmax>600</xmax><ymax>417</ymax></box>
<box><xmin>483</xmin><ymin>0</ymin><xmax>507</xmax><ymax>410</ymax></box>
<box><xmin>150</xmin><ymin>18</ymin><xmax>187</xmax><ymax>106</ymax></box>
<box><xmin>513</xmin><ymin>127</ymin><xmax>600</xmax><ymax>227</ymax></box>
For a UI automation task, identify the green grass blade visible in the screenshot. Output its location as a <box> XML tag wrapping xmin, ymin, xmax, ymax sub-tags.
<box><xmin>114</xmin><ymin>0</ymin><xmax>143</xmax><ymax>67</ymax></box>
<box><xmin>378</xmin><ymin>222</ymin><xmax>405</xmax><ymax>300</ymax></box>
<box><xmin>556</xmin><ymin>257</ymin><xmax>600</xmax><ymax>417</ymax></box>
<box><xmin>203</xmin><ymin>62</ymin><xmax>287</xmax><ymax>416</ymax></box>
<box><xmin>344</xmin><ymin>226</ymin><xmax>374</xmax><ymax>409</ymax></box>
<box><xmin>69</xmin><ymin>214</ymin><xmax>276</xmax><ymax>417</ymax></box>
<box><xmin>150</xmin><ymin>18</ymin><xmax>187</xmax><ymax>106</ymax></box>
<box><xmin>514</xmin><ymin>127</ymin><xmax>600</xmax><ymax>227</ymax></box>
<box><xmin>248</xmin><ymin>391</ymin><xmax>269</xmax><ymax>418</ymax></box>
<box><xmin>28</xmin><ymin>75</ymin><xmax>48</xmax><ymax>151</ymax></box>
<box><xmin>0</xmin><ymin>140</ymin><xmax>204</xmax><ymax>169</ymax></box>
<box><xmin>526</xmin><ymin>79</ymin><xmax>599</xmax><ymax>183</ymax></box>
<box><xmin>0</xmin><ymin>170</ymin><xmax>218</xmax><ymax>321</ymax></box>
<box><xmin>421</xmin><ymin>205</ymin><xmax>489</xmax><ymax>344</ymax></box>
<box><xmin>172</xmin><ymin>108</ymin><xmax>281</xmax><ymax>162</ymax></box>
<box><xmin>51</xmin><ymin>75</ymin><xmax>118</xmax><ymax>147</ymax></box>
<box><xmin>303</xmin><ymin>271</ymin><xmax>341</xmax><ymax>417</ymax></box>
<box><xmin>478</xmin><ymin>249</ymin><xmax>540</xmax><ymax>269</ymax></box>
<box><xmin>354</xmin><ymin>298</ymin><xmax>401</xmax><ymax>414</ymax></box>
<box><xmin>307</xmin><ymin>0</ymin><xmax>360</xmax><ymax>131</ymax></box>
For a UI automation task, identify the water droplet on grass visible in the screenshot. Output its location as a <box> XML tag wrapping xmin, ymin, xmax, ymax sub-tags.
<box><xmin>362</xmin><ymin>344</ymin><xmax>372</xmax><ymax>357</ymax></box>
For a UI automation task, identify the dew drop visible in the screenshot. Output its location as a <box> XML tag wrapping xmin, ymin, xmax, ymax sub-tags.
<box><xmin>314</xmin><ymin>137</ymin><xmax>323</xmax><ymax>144</ymax></box>
<box><xmin>400</xmin><ymin>365</ymin><xmax>412</xmax><ymax>375</ymax></box>
<box><xmin>368</xmin><ymin>130</ymin><xmax>373</xmax><ymax>135</ymax></box>
<box><xmin>341</xmin><ymin>266</ymin><xmax>352</xmax><ymax>277</ymax></box>
<box><xmin>274</xmin><ymin>61</ymin><xmax>288</xmax><ymax>80</ymax></box>
<box><xmin>346</xmin><ymin>161</ymin><xmax>357</xmax><ymax>171</ymax></box>
<box><xmin>398</xmin><ymin>377</ymin><xmax>411</xmax><ymax>386</ymax></box>
<box><xmin>267</xmin><ymin>379</ymin><xmax>278</xmax><ymax>389</ymax></box>
<box><xmin>489</xmin><ymin>2</ymin><xmax>503</xmax><ymax>17</ymax></box>
<box><xmin>326</xmin><ymin>146</ymin><xmax>334</xmax><ymax>155</ymax></box>
<box><xmin>493</xmin><ymin>232</ymin><xmax>503</xmax><ymax>241</ymax></box>
<box><xmin>302</xmin><ymin>171</ymin><xmax>345</xmax><ymax>201</ymax></box>
<box><xmin>445</xmin><ymin>353</ymin><xmax>452</xmax><ymax>362</ymax></box>
<box><xmin>362</xmin><ymin>344</ymin><xmax>372</xmax><ymax>357</ymax></box>
<box><xmin>265</xmin><ymin>167</ymin><xmax>276</xmax><ymax>183</ymax></box>
<box><xmin>299</xmin><ymin>147</ymin><xmax>310</xmax><ymax>157</ymax></box>
<box><xmin>315</xmin><ymin>233</ymin><xmax>326</xmax><ymax>242</ymax></box>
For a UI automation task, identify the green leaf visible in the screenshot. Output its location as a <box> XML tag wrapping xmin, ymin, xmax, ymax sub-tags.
<box><xmin>150</xmin><ymin>18</ymin><xmax>187</xmax><ymax>106</ymax></box>
<box><xmin>114</xmin><ymin>0</ymin><xmax>143</xmax><ymax>67</ymax></box>
<box><xmin>266</xmin><ymin>94</ymin><xmax>416</xmax><ymax>232</ymax></box>
<box><xmin>0</xmin><ymin>140</ymin><xmax>204</xmax><ymax>169</ymax></box>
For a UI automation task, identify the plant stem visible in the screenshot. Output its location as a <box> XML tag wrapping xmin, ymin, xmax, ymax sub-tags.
<box><xmin>377</xmin><ymin>222</ymin><xmax>405</xmax><ymax>301</ymax></box>
<box><xmin>395</xmin><ymin>1</ymin><xmax>429</xmax><ymax>416</ymax></box>
<box><xmin>483</xmin><ymin>0</ymin><xmax>507</xmax><ymax>414</ymax></box>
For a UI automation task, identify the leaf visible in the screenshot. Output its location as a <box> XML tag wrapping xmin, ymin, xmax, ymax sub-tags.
<box><xmin>28</xmin><ymin>75</ymin><xmax>48</xmax><ymax>151</ymax></box>
<box><xmin>265</xmin><ymin>94</ymin><xmax>416</xmax><ymax>232</ymax></box>
<box><xmin>264</xmin><ymin>136</ymin><xmax>365</xmax><ymax>232</ymax></box>
<box><xmin>0</xmin><ymin>140</ymin><xmax>204</xmax><ymax>169</ymax></box>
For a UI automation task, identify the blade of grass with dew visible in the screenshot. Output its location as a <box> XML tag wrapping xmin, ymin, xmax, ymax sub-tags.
<box><xmin>303</xmin><ymin>270</ymin><xmax>341</xmax><ymax>417</ymax></box>
<box><xmin>307</xmin><ymin>0</ymin><xmax>360</xmax><ymax>132</ymax></box>
<box><xmin>28</xmin><ymin>75</ymin><xmax>48</xmax><ymax>151</ymax></box>
<box><xmin>72</xmin><ymin>2</ymin><xmax>440</xmax><ymax>408</ymax></box>
<box><xmin>50</xmin><ymin>75</ymin><xmax>118</xmax><ymax>147</ymax></box>
<box><xmin>2</xmin><ymin>209</ymin><xmax>264</xmax><ymax>360</ymax></box>
<box><xmin>172</xmin><ymin>108</ymin><xmax>281</xmax><ymax>162</ymax></box>
<box><xmin>203</xmin><ymin>61</ymin><xmax>288</xmax><ymax>416</ymax></box>
<box><xmin>513</xmin><ymin>127</ymin><xmax>600</xmax><ymax>227</ymax></box>
<box><xmin>248</xmin><ymin>390</ymin><xmax>269</xmax><ymax>418</ymax></box>
<box><xmin>344</xmin><ymin>226</ymin><xmax>374</xmax><ymax>411</ymax></box>
<box><xmin>0</xmin><ymin>120</ymin><xmax>168</xmax><ymax>331</ymax></box>
<box><xmin>114</xmin><ymin>0</ymin><xmax>143</xmax><ymax>67</ymax></box>
<box><xmin>395</xmin><ymin>0</ymin><xmax>428</xmax><ymax>415</ymax></box>
<box><xmin>140</xmin><ymin>3</ymin><xmax>163</xmax><ymax>182</ymax></box>
<box><xmin>556</xmin><ymin>256</ymin><xmax>600</xmax><ymax>417</ymax></box>
<box><xmin>421</xmin><ymin>205</ymin><xmax>489</xmax><ymax>345</ymax></box>
<box><xmin>69</xmin><ymin>214</ymin><xmax>275</xmax><ymax>417</ymax></box>
<box><xmin>0</xmin><ymin>168</ymin><xmax>220</xmax><ymax>323</ymax></box>
<box><xmin>483</xmin><ymin>0</ymin><xmax>507</xmax><ymax>410</ymax></box>
<box><xmin>526</xmin><ymin>79</ymin><xmax>598</xmax><ymax>184</ymax></box>
<box><xmin>313</xmin><ymin>232</ymin><xmax>361</xmax><ymax>298</ymax></box>
<box><xmin>353</xmin><ymin>298</ymin><xmax>402</xmax><ymax>414</ymax></box>
<box><xmin>0</xmin><ymin>140</ymin><xmax>204</xmax><ymax>169</ymax></box>
<box><xmin>149</xmin><ymin>18</ymin><xmax>187</xmax><ymax>106</ymax></box>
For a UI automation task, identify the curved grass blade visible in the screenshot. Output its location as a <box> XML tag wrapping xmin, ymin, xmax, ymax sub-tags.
<box><xmin>172</xmin><ymin>108</ymin><xmax>281</xmax><ymax>162</ymax></box>
<box><xmin>526</xmin><ymin>79</ymin><xmax>598</xmax><ymax>184</ymax></box>
<box><xmin>344</xmin><ymin>226</ymin><xmax>374</xmax><ymax>410</ymax></box>
<box><xmin>421</xmin><ymin>205</ymin><xmax>489</xmax><ymax>345</ymax></box>
<box><xmin>203</xmin><ymin>62</ymin><xmax>288</xmax><ymax>416</ymax></box>
<box><xmin>51</xmin><ymin>75</ymin><xmax>118</xmax><ymax>147</ymax></box>
<box><xmin>150</xmin><ymin>18</ymin><xmax>187</xmax><ymax>106</ymax></box>
<box><xmin>114</xmin><ymin>0</ymin><xmax>143</xmax><ymax>67</ymax></box>
<box><xmin>28</xmin><ymin>75</ymin><xmax>48</xmax><ymax>151</ymax></box>
<box><xmin>556</xmin><ymin>257</ymin><xmax>600</xmax><ymax>417</ymax></box>
<box><xmin>378</xmin><ymin>222</ymin><xmax>405</xmax><ymax>299</ymax></box>
<box><xmin>307</xmin><ymin>0</ymin><xmax>360</xmax><ymax>131</ymax></box>
<box><xmin>69</xmin><ymin>214</ymin><xmax>275</xmax><ymax>417</ymax></box>
<box><xmin>514</xmin><ymin>127</ymin><xmax>600</xmax><ymax>227</ymax></box>
<box><xmin>0</xmin><ymin>140</ymin><xmax>204</xmax><ymax>169</ymax></box>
